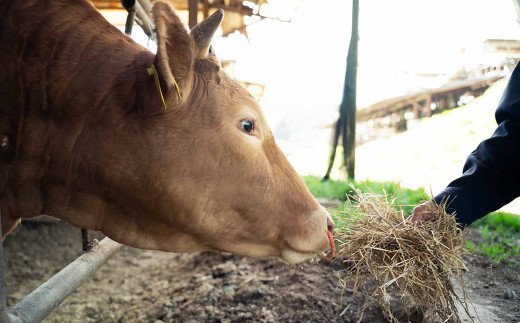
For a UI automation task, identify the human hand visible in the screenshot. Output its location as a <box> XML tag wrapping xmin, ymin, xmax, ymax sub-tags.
<box><xmin>411</xmin><ymin>200</ymin><xmax>437</xmax><ymax>223</ymax></box>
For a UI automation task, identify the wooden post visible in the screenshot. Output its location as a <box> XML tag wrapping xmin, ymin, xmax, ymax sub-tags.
<box><xmin>412</xmin><ymin>101</ymin><xmax>420</xmax><ymax>119</ymax></box>
<box><xmin>424</xmin><ymin>94</ymin><xmax>432</xmax><ymax>117</ymax></box>
<box><xmin>342</xmin><ymin>0</ymin><xmax>359</xmax><ymax>180</ymax></box>
<box><xmin>189</xmin><ymin>0</ymin><xmax>199</xmax><ymax>29</ymax></box>
<box><xmin>202</xmin><ymin>0</ymin><xmax>209</xmax><ymax>19</ymax></box>
<box><xmin>81</xmin><ymin>229</ymin><xmax>91</xmax><ymax>252</ymax></box>
<box><xmin>324</xmin><ymin>115</ymin><xmax>344</xmax><ymax>180</ymax></box>
<box><xmin>324</xmin><ymin>0</ymin><xmax>359</xmax><ymax>180</ymax></box>
<box><xmin>452</xmin><ymin>92</ymin><xmax>460</xmax><ymax>108</ymax></box>
<box><xmin>397</xmin><ymin>112</ymin><xmax>407</xmax><ymax>132</ymax></box>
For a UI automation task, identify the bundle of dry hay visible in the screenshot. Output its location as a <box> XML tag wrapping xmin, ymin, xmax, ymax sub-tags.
<box><xmin>335</xmin><ymin>189</ymin><xmax>472</xmax><ymax>323</ymax></box>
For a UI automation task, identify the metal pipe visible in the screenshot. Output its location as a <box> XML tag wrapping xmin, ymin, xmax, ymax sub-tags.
<box><xmin>138</xmin><ymin>0</ymin><xmax>152</xmax><ymax>14</ymax></box>
<box><xmin>134</xmin><ymin>1</ymin><xmax>153</xmax><ymax>37</ymax></box>
<box><xmin>124</xmin><ymin>8</ymin><xmax>136</xmax><ymax>35</ymax></box>
<box><xmin>121</xmin><ymin>0</ymin><xmax>153</xmax><ymax>38</ymax></box>
<box><xmin>7</xmin><ymin>238</ymin><xmax>122</xmax><ymax>323</ymax></box>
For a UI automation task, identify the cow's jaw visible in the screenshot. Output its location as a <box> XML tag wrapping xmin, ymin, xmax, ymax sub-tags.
<box><xmin>280</xmin><ymin>207</ymin><xmax>332</xmax><ymax>264</ymax></box>
<box><xmin>181</xmin><ymin>206</ymin><xmax>333</xmax><ymax>264</ymax></box>
<box><xmin>280</xmin><ymin>249</ymin><xmax>319</xmax><ymax>264</ymax></box>
<box><xmin>280</xmin><ymin>244</ymin><xmax>331</xmax><ymax>265</ymax></box>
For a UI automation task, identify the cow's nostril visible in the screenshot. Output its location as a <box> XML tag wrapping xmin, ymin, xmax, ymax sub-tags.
<box><xmin>327</xmin><ymin>216</ymin><xmax>335</xmax><ymax>233</ymax></box>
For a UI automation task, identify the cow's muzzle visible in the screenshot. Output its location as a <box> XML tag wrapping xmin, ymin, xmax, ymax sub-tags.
<box><xmin>280</xmin><ymin>206</ymin><xmax>334</xmax><ymax>264</ymax></box>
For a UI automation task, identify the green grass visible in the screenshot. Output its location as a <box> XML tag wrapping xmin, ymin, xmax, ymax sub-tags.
<box><xmin>473</xmin><ymin>211</ymin><xmax>520</xmax><ymax>231</ymax></box>
<box><xmin>303</xmin><ymin>175</ymin><xmax>428</xmax><ymax>214</ymax></box>
<box><xmin>468</xmin><ymin>212</ymin><xmax>520</xmax><ymax>264</ymax></box>
<box><xmin>465</xmin><ymin>241</ymin><xmax>520</xmax><ymax>264</ymax></box>
<box><xmin>303</xmin><ymin>175</ymin><xmax>520</xmax><ymax>264</ymax></box>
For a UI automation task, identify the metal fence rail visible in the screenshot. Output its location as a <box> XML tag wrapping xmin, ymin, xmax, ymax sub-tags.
<box><xmin>4</xmin><ymin>238</ymin><xmax>122</xmax><ymax>323</ymax></box>
<box><xmin>0</xmin><ymin>215</ymin><xmax>122</xmax><ymax>323</ymax></box>
<box><xmin>0</xmin><ymin>207</ymin><xmax>122</xmax><ymax>323</ymax></box>
<box><xmin>122</xmin><ymin>0</ymin><xmax>154</xmax><ymax>37</ymax></box>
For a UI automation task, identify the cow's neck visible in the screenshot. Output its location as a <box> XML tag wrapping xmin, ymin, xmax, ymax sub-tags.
<box><xmin>1</xmin><ymin>0</ymin><xmax>160</xmax><ymax>231</ymax></box>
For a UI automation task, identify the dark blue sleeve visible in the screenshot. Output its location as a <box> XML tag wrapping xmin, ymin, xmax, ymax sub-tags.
<box><xmin>434</xmin><ymin>64</ymin><xmax>520</xmax><ymax>226</ymax></box>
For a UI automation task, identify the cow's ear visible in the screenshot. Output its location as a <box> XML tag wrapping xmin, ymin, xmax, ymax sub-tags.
<box><xmin>152</xmin><ymin>1</ymin><xmax>193</xmax><ymax>104</ymax></box>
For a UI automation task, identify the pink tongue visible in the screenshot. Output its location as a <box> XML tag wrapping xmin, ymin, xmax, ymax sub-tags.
<box><xmin>324</xmin><ymin>230</ymin><xmax>335</xmax><ymax>259</ymax></box>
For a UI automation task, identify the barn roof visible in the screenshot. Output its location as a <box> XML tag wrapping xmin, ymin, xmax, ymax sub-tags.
<box><xmin>90</xmin><ymin>0</ymin><xmax>282</xmax><ymax>38</ymax></box>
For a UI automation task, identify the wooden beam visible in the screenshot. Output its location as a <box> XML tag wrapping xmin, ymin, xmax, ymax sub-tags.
<box><xmin>211</xmin><ymin>4</ymin><xmax>254</xmax><ymax>16</ymax></box>
<box><xmin>188</xmin><ymin>0</ymin><xmax>199</xmax><ymax>29</ymax></box>
<box><xmin>202</xmin><ymin>0</ymin><xmax>209</xmax><ymax>19</ymax></box>
<box><xmin>91</xmin><ymin>1</ymin><xmax>123</xmax><ymax>9</ymax></box>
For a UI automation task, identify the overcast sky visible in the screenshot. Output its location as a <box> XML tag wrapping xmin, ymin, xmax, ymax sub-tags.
<box><xmin>213</xmin><ymin>0</ymin><xmax>519</xmax><ymax>109</ymax></box>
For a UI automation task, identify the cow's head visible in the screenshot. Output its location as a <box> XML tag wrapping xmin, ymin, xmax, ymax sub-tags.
<box><xmin>127</xmin><ymin>2</ymin><xmax>334</xmax><ymax>263</ymax></box>
<box><xmin>1</xmin><ymin>1</ymin><xmax>334</xmax><ymax>264</ymax></box>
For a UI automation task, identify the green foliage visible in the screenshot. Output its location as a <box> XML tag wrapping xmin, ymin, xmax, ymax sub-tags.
<box><xmin>472</xmin><ymin>211</ymin><xmax>520</xmax><ymax>231</ymax></box>
<box><xmin>467</xmin><ymin>212</ymin><xmax>520</xmax><ymax>264</ymax></box>
<box><xmin>479</xmin><ymin>244</ymin><xmax>509</xmax><ymax>263</ymax></box>
<box><xmin>302</xmin><ymin>175</ymin><xmax>351</xmax><ymax>201</ymax></box>
<box><xmin>465</xmin><ymin>241</ymin><xmax>476</xmax><ymax>250</ymax></box>
<box><xmin>302</xmin><ymin>175</ymin><xmax>428</xmax><ymax>214</ymax></box>
<box><xmin>465</xmin><ymin>242</ymin><xmax>520</xmax><ymax>264</ymax></box>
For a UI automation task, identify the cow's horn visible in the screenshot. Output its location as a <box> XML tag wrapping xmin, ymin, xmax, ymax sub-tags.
<box><xmin>190</xmin><ymin>9</ymin><xmax>224</xmax><ymax>58</ymax></box>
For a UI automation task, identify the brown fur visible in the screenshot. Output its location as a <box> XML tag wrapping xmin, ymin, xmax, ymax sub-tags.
<box><xmin>0</xmin><ymin>0</ymin><xmax>332</xmax><ymax>263</ymax></box>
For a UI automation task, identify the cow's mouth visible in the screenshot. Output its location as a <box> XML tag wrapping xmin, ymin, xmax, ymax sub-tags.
<box><xmin>281</xmin><ymin>229</ymin><xmax>335</xmax><ymax>264</ymax></box>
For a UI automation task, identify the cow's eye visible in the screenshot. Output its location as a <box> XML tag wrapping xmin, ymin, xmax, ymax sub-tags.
<box><xmin>239</xmin><ymin>120</ymin><xmax>255</xmax><ymax>134</ymax></box>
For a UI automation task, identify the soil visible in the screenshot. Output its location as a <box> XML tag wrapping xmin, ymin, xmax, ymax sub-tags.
<box><xmin>3</xmin><ymin>220</ymin><xmax>520</xmax><ymax>323</ymax></box>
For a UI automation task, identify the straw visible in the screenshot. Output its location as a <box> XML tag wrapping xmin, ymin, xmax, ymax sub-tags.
<box><xmin>334</xmin><ymin>188</ymin><xmax>472</xmax><ymax>323</ymax></box>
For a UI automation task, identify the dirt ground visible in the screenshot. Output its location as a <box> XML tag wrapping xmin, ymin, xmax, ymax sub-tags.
<box><xmin>3</xmin><ymin>220</ymin><xmax>519</xmax><ymax>323</ymax></box>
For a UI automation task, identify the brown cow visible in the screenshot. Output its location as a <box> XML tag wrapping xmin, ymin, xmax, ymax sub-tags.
<box><xmin>0</xmin><ymin>0</ymin><xmax>334</xmax><ymax>263</ymax></box>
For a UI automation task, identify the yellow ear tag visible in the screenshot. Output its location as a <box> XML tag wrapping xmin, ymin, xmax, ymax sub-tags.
<box><xmin>147</xmin><ymin>64</ymin><xmax>182</xmax><ymax>110</ymax></box>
